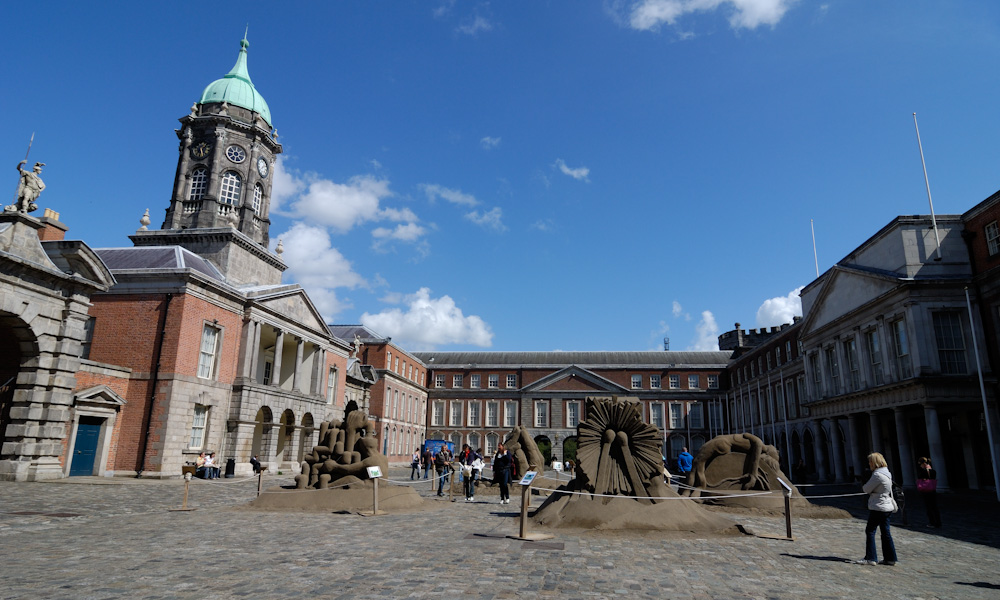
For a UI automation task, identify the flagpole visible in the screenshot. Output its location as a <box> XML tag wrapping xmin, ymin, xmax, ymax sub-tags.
<box><xmin>811</xmin><ymin>219</ymin><xmax>820</xmax><ymax>277</ymax></box>
<box><xmin>913</xmin><ymin>113</ymin><xmax>943</xmax><ymax>261</ymax></box>
<box><xmin>965</xmin><ymin>288</ymin><xmax>1000</xmax><ymax>502</ymax></box>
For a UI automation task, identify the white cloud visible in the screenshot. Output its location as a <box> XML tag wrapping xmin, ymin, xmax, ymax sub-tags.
<box><xmin>554</xmin><ymin>158</ymin><xmax>591</xmax><ymax>182</ymax></box>
<box><xmin>372</xmin><ymin>222</ymin><xmax>428</xmax><ymax>243</ymax></box>
<box><xmin>755</xmin><ymin>286</ymin><xmax>804</xmax><ymax>327</ymax></box>
<box><xmin>480</xmin><ymin>136</ymin><xmax>501</xmax><ymax>149</ymax></box>
<box><xmin>270</xmin><ymin>157</ymin><xmax>304</xmax><ymax>212</ymax></box>
<box><xmin>361</xmin><ymin>287</ymin><xmax>494</xmax><ymax>350</ymax></box>
<box><xmin>273</xmin><ymin>223</ymin><xmax>366</xmax><ymax>320</ymax></box>
<box><xmin>290</xmin><ymin>175</ymin><xmax>393</xmax><ymax>233</ymax></box>
<box><xmin>628</xmin><ymin>0</ymin><xmax>796</xmax><ymax>31</ymax></box>
<box><xmin>672</xmin><ymin>300</ymin><xmax>683</xmax><ymax>317</ymax></box>
<box><xmin>465</xmin><ymin>207</ymin><xmax>506</xmax><ymax>232</ymax></box>
<box><xmin>530</xmin><ymin>219</ymin><xmax>555</xmax><ymax>232</ymax></box>
<box><xmin>688</xmin><ymin>310</ymin><xmax>720</xmax><ymax>351</ymax></box>
<box><xmin>419</xmin><ymin>183</ymin><xmax>479</xmax><ymax>207</ymax></box>
<box><xmin>457</xmin><ymin>15</ymin><xmax>494</xmax><ymax>35</ymax></box>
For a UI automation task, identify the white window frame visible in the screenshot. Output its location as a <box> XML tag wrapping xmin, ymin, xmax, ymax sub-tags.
<box><xmin>987</xmin><ymin>221</ymin><xmax>1000</xmax><ymax>256</ymax></box>
<box><xmin>933</xmin><ymin>311</ymin><xmax>967</xmax><ymax>375</ymax></box>
<box><xmin>467</xmin><ymin>401</ymin><xmax>481</xmax><ymax>427</ymax></box>
<box><xmin>252</xmin><ymin>183</ymin><xmax>263</xmax><ymax>214</ymax></box>
<box><xmin>449</xmin><ymin>402</ymin><xmax>463</xmax><ymax>427</ymax></box>
<box><xmin>534</xmin><ymin>400</ymin><xmax>549</xmax><ymax>428</ymax></box>
<box><xmin>189</xmin><ymin>168</ymin><xmax>208</xmax><ymax>202</ymax></box>
<box><xmin>506</xmin><ymin>374</ymin><xmax>516</xmax><ymax>388</ymax></box>
<box><xmin>488</xmin><ymin>374</ymin><xmax>499</xmax><ymax>389</ymax></box>
<box><xmin>631</xmin><ymin>375</ymin><xmax>642</xmax><ymax>389</ymax></box>
<box><xmin>668</xmin><ymin>374</ymin><xmax>680</xmax><ymax>389</ymax></box>
<box><xmin>435</xmin><ymin>374</ymin><xmax>445</xmax><ymax>388</ymax></box>
<box><xmin>470</xmin><ymin>374</ymin><xmax>481</xmax><ymax>388</ymax></box>
<box><xmin>504</xmin><ymin>401</ymin><xmax>518</xmax><ymax>428</ymax></box>
<box><xmin>688</xmin><ymin>374</ymin><xmax>699</xmax><ymax>389</ymax></box>
<box><xmin>219</xmin><ymin>171</ymin><xmax>242</xmax><ymax>206</ymax></box>
<box><xmin>707</xmin><ymin>374</ymin><xmax>719</xmax><ymax>389</ymax></box>
<box><xmin>650</xmin><ymin>374</ymin><xmax>661</xmax><ymax>389</ymax></box>
<box><xmin>189</xmin><ymin>404</ymin><xmax>208</xmax><ymax>449</ymax></box>
<box><xmin>432</xmin><ymin>401</ymin><xmax>445</xmax><ymax>427</ymax></box>
<box><xmin>669</xmin><ymin>403</ymin><xmax>683</xmax><ymax>429</ymax></box>
<box><xmin>650</xmin><ymin>402</ymin><xmax>665</xmax><ymax>429</ymax></box>
<box><xmin>453</xmin><ymin>374</ymin><xmax>463</xmax><ymax>388</ymax></box>
<box><xmin>566</xmin><ymin>401</ymin><xmax>580</xmax><ymax>428</ymax></box>
<box><xmin>486</xmin><ymin>401</ymin><xmax>499</xmax><ymax>428</ymax></box>
<box><xmin>197</xmin><ymin>324</ymin><xmax>221</xmax><ymax>380</ymax></box>
<box><xmin>326</xmin><ymin>367</ymin><xmax>338</xmax><ymax>404</ymax></box>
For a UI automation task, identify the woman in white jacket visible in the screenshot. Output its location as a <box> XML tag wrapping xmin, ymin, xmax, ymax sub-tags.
<box><xmin>855</xmin><ymin>452</ymin><xmax>899</xmax><ymax>566</ymax></box>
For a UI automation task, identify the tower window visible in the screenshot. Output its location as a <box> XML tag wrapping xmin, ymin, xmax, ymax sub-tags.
<box><xmin>252</xmin><ymin>183</ymin><xmax>263</xmax><ymax>214</ymax></box>
<box><xmin>189</xmin><ymin>168</ymin><xmax>207</xmax><ymax>201</ymax></box>
<box><xmin>219</xmin><ymin>172</ymin><xmax>242</xmax><ymax>206</ymax></box>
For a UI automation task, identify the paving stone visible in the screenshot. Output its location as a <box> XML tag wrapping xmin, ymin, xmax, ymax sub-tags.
<box><xmin>0</xmin><ymin>471</ymin><xmax>998</xmax><ymax>598</ymax></box>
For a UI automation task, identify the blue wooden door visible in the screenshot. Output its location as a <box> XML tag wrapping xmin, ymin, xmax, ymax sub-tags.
<box><xmin>69</xmin><ymin>417</ymin><xmax>102</xmax><ymax>476</ymax></box>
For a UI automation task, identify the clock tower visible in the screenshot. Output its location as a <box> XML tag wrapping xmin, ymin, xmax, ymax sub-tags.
<box><xmin>132</xmin><ymin>35</ymin><xmax>286</xmax><ymax>286</ymax></box>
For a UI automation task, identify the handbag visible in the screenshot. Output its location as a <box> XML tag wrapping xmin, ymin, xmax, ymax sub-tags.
<box><xmin>916</xmin><ymin>478</ymin><xmax>937</xmax><ymax>493</ymax></box>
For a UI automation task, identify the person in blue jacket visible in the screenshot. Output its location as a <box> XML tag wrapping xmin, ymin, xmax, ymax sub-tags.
<box><xmin>677</xmin><ymin>447</ymin><xmax>694</xmax><ymax>476</ymax></box>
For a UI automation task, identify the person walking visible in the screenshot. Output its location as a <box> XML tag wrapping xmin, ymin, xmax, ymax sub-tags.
<box><xmin>916</xmin><ymin>457</ymin><xmax>941</xmax><ymax>528</ymax></box>
<box><xmin>855</xmin><ymin>452</ymin><xmax>899</xmax><ymax>566</ymax></box>
<box><xmin>422</xmin><ymin>447</ymin><xmax>432</xmax><ymax>479</ymax></box>
<box><xmin>677</xmin><ymin>447</ymin><xmax>693</xmax><ymax>479</ymax></box>
<box><xmin>434</xmin><ymin>449</ymin><xmax>448</xmax><ymax>496</ymax></box>
<box><xmin>493</xmin><ymin>444</ymin><xmax>511</xmax><ymax>505</ymax></box>
<box><xmin>469</xmin><ymin>453</ymin><xmax>485</xmax><ymax>502</ymax></box>
<box><xmin>410</xmin><ymin>448</ymin><xmax>421</xmax><ymax>480</ymax></box>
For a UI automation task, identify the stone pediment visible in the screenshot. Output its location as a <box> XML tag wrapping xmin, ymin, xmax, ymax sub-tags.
<box><xmin>521</xmin><ymin>366</ymin><xmax>629</xmax><ymax>394</ymax></box>
<box><xmin>251</xmin><ymin>286</ymin><xmax>329</xmax><ymax>335</ymax></box>
<box><xmin>800</xmin><ymin>265</ymin><xmax>899</xmax><ymax>337</ymax></box>
<box><xmin>74</xmin><ymin>385</ymin><xmax>127</xmax><ymax>408</ymax></box>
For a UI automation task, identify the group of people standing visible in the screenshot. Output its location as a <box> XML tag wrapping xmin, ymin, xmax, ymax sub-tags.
<box><xmin>855</xmin><ymin>453</ymin><xmax>942</xmax><ymax>567</ymax></box>
<box><xmin>409</xmin><ymin>443</ymin><xmax>516</xmax><ymax>504</ymax></box>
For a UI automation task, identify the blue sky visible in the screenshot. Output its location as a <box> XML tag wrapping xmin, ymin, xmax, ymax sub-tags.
<box><xmin>4</xmin><ymin>1</ymin><xmax>1000</xmax><ymax>352</ymax></box>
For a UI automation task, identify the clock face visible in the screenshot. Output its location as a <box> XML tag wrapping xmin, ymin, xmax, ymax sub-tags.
<box><xmin>191</xmin><ymin>141</ymin><xmax>211</xmax><ymax>160</ymax></box>
<box><xmin>226</xmin><ymin>145</ymin><xmax>247</xmax><ymax>163</ymax></box>
<box><xmin>257</xmin><ymin>157</ymin><xmax>269</xmax><ymax>178</ymax></box>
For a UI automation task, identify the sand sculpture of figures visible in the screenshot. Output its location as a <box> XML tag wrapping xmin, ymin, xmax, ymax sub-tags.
<box><xmin>574</xmin><ymin>396</ymin><xmax>669</xmax><ymax>504</ymax></box>
<box><xmin>7</xmin><ymin>160</ymin><xmax>45</xmax><ymax>213</ymax></box>
<box><xmin>503</xmin><ymin>425</ymin><xmax>546</xmax><ymax>476</ymax></box>
<box><xmin>680</xmin><ymin>433</ymin><xmax>782</xmax><ymax>497</ymax></box>
<box><xmin>294</xmin><ymin>406</ymin><xmax>388</xmax><ymax>490</ymax></box>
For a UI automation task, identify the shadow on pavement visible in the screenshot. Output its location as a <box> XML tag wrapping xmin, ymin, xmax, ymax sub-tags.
<box><xmin>780</xmin><ymin>553</ymin><xmax>851</xmax><ymax>563</ymax></box>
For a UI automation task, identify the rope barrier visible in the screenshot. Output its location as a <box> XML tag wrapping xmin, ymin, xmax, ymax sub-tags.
<box><xmin>528</xmin><ymin>485</ymin><xmax>777</xmax><ymax>501</ymax></box>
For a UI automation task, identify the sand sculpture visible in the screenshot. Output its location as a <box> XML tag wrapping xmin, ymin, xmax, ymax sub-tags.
<box><xmin>679</xmin><ymin>433</ymin><xmax>838</xmax><ymax>514</ymax></box>
<box><xmin>504</xmin><ymin>425</ymin><xmax>546</xmax><ymax>476</ymax></box>
<box><xmin>249</xmin><ymin>405</ymin><xmax>422</xmax><ymax>512</ymax></box>
<box><xmin>533</xmin><ymin>396</ymin><xmax>739</xmax><ymax>532</ymax></box>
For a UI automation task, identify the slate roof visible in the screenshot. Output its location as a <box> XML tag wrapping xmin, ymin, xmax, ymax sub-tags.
<box><xmin>327</xmin><ymin>324</ymin><xmax>389</xmax><ymax>343</ymax></box>
<box><xmin>410</xmin><ymin>351</ymin><xmax>731</xmax><ymax>369</ymax></box>
<box><xmin>94</xmin><ymin>246</ymin><xmax>224</xmax><ymax>281</ymax></box>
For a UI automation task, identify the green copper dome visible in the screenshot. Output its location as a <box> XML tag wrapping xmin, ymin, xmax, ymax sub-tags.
<box><xmin>198</xmin><ymin>37</ymin><xmax>272</xmax><ymax>127</ymax></box>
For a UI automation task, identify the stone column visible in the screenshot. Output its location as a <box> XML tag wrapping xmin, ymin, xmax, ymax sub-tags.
<box><xmin>847</xmin><ymin>413</ymin><xmax>865</xmax><ymax>481</ymax></box>
<box><xmin>239</xmin><ymin>319</ymin><xmax>256</xmax><ymax>378</ymax></box>
<box><xmin>812</xmin><ymin>419</ymin><xmax>829</xmax><ymax>481</ymax></box>
<box><xmin>893</xmin><ymin>407</ymin><xmax>916</xmax><ymax>488</ymax></box>
<box><xmin>923</xmin><ymin>405</ymin><xmax>949</xmax><ymax>490</ymax></box>
<box><xmin>829</xmin><ymin>417</ymin><xmax>846</xmax><ymax>483</ymax></box>
<box><xmin>293</xmin><ymin>337</ymin><xmax>304</xmax><ymax>393</ymax></box>
<box><xmin>249</xmin><ymin>321</ymin><xmax>261</xmax><ymax>382</ymax></box>
<box><xmin>272</xmin><ymin>329</ymin><xmax>284</xmax><ymax>387</ymax></box>
<box><xmin>869</xmin><ymin>411</ymin><xmax>882</xmax><ymax>454</ymax></box>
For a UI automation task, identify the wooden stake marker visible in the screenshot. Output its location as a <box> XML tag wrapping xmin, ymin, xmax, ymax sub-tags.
<box><xmin>507</xmin><ymin>471</ymin><xmax>554</xmax><ymax>542</ymax></box>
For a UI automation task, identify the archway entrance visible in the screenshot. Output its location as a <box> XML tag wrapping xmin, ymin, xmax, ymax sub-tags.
<box><xmin>251</xmin><ymin>406</ymin><xmax>273</xmax><ymax>461</ymax></box>
<box><xmin>0</xmin><ymin>317</ymin><xmax>30</xmax><ymax>446</ymax></box>
<box><xmin>562</xmin><ymin>435</ymin><xmax>578</xmax><ymax>464</ymax></box>
<box><xmin>533</xmin><ymin>435</ymin><xmax>551</xmax><ymax>466</ymax></box>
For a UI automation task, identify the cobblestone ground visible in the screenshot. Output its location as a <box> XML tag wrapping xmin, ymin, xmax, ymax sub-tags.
<box><xmin>1</xmin><ymin>469</ymin><xmax>998</xmax><ymax>599</ymax></box>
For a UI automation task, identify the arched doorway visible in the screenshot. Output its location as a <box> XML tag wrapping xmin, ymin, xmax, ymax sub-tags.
<box><xmin>817</xmin><ymin>425</ymin><xmax>831</xmax><ymax>481</ymax></box>
<box><xmin>0</xmin><ymin>315</ymin><xmax>36</xmax><ymax>448</ymax></box>
<box><xmin>534</xmin><ymin>435</ymin><xmax>551</xmax><ymax>465</ymax></box>
<box><xmin>251</xmin><ymin>406</ymin><xmax>273</xmax><ymax>461</ymax></box>
<box><xmin>297</xmin><ymin>413</ymin><xmax>314</xmax><ymax>463</ymax></box>
<box><xmin>803</xmin><ymin>428</ymin><xmax>815</xmax><ymax>481</ymax></box>
<box><xmin>562</xmin><ymin>435</ymin><xmax>578</xmax><ymax>464</ymax></box>
<box><xmin>278</xmin><ymin>409</ymin><xmax>295</xmax><ymax>462</ymax></box>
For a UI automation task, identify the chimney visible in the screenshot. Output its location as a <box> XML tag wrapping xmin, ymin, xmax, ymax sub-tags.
<box><xmin>37</xmin><ymin>208</ymin><xmax>68</xmax><ymax>241</ymax></box>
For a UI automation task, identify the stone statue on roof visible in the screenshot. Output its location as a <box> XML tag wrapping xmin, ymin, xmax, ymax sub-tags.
<box><xmin>7</xmin><ymin>160</ymin><xmax>45</xmax><ymax>213</ymax></box>
<box><xmin>351</xmin><ymin>334</ymin><xmax>362</xmax><ymax>358</ymax></box>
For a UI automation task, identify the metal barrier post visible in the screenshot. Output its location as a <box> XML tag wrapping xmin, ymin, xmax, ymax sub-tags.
<box><xmin>780</xmin><ymin>478</ymin><xmax>793</xmax><ymax>540</ymax></box>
